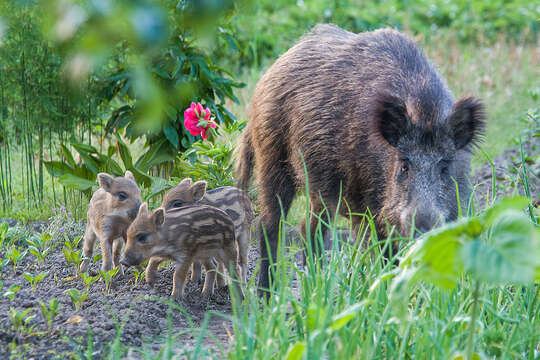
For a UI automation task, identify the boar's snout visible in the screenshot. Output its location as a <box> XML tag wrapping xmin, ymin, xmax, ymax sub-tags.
<box><xmin>413</xmin><ymin>208</ymin><xmax>443</xmax><ymax>236</ymax></box>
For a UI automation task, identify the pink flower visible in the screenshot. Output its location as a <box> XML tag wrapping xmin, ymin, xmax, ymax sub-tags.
<box><xmin>183</xmin><ymin>102</ymin><xmax>217</xmax><ymax>140</ymax></box>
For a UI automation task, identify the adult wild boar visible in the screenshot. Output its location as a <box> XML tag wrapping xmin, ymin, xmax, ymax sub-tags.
<box><xmin>236</xmin><ymin>25</ymin><xmax>485</xmax><ymax>292</ymax></box>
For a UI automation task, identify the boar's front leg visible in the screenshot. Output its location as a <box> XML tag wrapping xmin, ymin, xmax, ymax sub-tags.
<box><xmin>171</xmin><ymin>259</ymin><xmax>192</xmax><ymax>300</ymax></box>
<box><xmin>191</xmin><ymin>262</ymin><xmax>202</xmax><ymax>283</ymax></box>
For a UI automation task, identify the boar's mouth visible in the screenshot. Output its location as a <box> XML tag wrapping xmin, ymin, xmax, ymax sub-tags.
<box><xmin>120</xmin><ymin>255</ymin><xmax>142</xmax><ymax>267</ymax></box>
<box><xmin>127</xmin><ymin>202</ymin><xmax>142</xmax><ymax>220</ymax></box>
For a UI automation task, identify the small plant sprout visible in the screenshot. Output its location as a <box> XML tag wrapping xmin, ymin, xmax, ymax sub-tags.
<box><xmin>23</xmin><ymin>271</ymin><xmax>48</xmax><ymax>292</ymax></box>
<box><xmin>0</xmin><ymin>258</ymin><xmax>9</xmax><ymax>276</ymax></box>
<box><xmin>65</xmin><ymin>289</ymin><xmax>89</xmax><ymax>312</ymax></box>
<box><xmin>27</xmin><ymin>234</ymin><xmax>52</xmax><ymax>265</ymax></box>
<box><xmin>9</xmin><ymin>307</ymin><xmax>36</xmax><ymax>338</ymax></box>
<box><xmin>131</xmin><ymin>268</ymin><xmax>144</xmax><ymax>286</ymax></box>
<box><xmin>99</xmin><ymin>267</ymin><xmax>119</xmax><ymax>294</ymax></box>
<box><xmin>80</xmin><ymin>272</ymin><xmax>100</xmax><ymax>291</ymax></box>
<box><xmin>39</xmin><ymin>299</ymin><xmax>60</xmax><ymax>333</ymax></box>
<box><xmin>3</xmin><ymin>284</ymin><xmax>21</xmax><ymax>300</ymax></box>
<box><xmin>6</xmin><ymin>246</ymin><xmax>27</xmax><ymax>273</ymax></box>
<box><xmin>62</xmin><ymin>243</ymin><xmax>83</xmax><ymax>271</ymax></box>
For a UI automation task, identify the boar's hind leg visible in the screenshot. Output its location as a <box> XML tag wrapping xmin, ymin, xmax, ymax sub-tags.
<box><xmin>237</xmin><ymin>225</ymin><xmax>250</xmax><ymax>283</ymax></box>
<box><xmin>80</xmin><ymin>226</ymin><xmax>97</xmax><ymax>273</ymax></box>
<box><xmin>256</xmin><ymin>167</ymin><xmax>296</xmax><ymax>296</ymax></box>
<box><xmin>300</xmin><ymin>195</ymin><xmax>337</xmax><ymax>267</ymax></box>
<box><xmin>172</xmin><ymin>259</ymin><xmax>192</xmax><ymax>300</ymax></box>
<box><xmin>112</xmin><ymin>238</ymin><xmax>125</xmax><ymax>276</ymax></box>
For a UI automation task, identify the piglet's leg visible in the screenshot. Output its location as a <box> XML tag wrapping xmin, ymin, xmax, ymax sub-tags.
<box><xmin>191</xmin><ymin>262</ymin><xmax>202</xmax><ymax>283</ymax></box>
<box><xmin>80</xmin><ymin>226</ymin><xmax>97</xmax><ymax>273</ymax></box>
<box><xmin>145</xmin><ymin>257</ymin><xmax>163</xmax><ymax>288</ymax></box>
<box><xmin>216</xmin><ymin>260</ymin><xmax>227</xmax><ymax>288</ymax></box>
<box><xmin>100</xmin><ymin>236</ymin><xmax>114</xmax><ymax>272</ymax></box>
<box><xmin>112</xmin><ymin>238</ymin><xmax>125</xmax><ymax>276</ymax></box>
<box><xmin>218</xmin><ymin>248</ymin><xmax>244</xmax><ymax>301</ymax></box>
<box><xmin>172</xmin><ymin>259</ymin><xmax>192</xmax><ymax>300</ymax></box>
<box><xmin>201</xmin><ymin>259</ymin><xmax>217</xmax><ymax>297</ymax></box>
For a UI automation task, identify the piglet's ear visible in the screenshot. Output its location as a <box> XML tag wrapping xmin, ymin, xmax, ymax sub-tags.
<box><xmin>98</xmin><ymin>173</ymin><xmax>114</xmax><ymax>192</ymax></box>
<box><xmin>191</xmin><ymin>181</ymin><xmax>207</xmax><ymax>202</ymax></box>
<box><xmin>179</xmin><ymin>178</ymin><xmax>193</xmax><ymax>186</ymax></box>
<box><xmin>152</xmin><ymin>208</ymin><xmax>165</xmax><ymax>226</ymax></box>
<box><xmin>137</xmin><ymin>202</ymin><xmax>149</xmax><ymax>217</ymax></box>
<box><xmin>124</xmin><ymin>170</ymin><xmax>136</xmax><ymax>182</ymax></box>
<box><xmin>448</xmin><ymin>97</ymin><xmax>486</xmax><ymax>150</ymax></box>
<box><xmin>374</xmin><ymin>93</ymin><xmax>411</xmax><ymax>148</ymax></box>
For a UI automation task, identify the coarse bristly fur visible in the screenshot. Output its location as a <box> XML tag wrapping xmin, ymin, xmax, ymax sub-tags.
<box><xmin>80</xmin><ymin>171</ymin><xmax>142</xmax><ymax>275</ymax></box>
<box><xmin>235</xmin><ymin>24</ymin><xmax>486</xmax><ymax>294</ymax></box>
<box><xmin>161</xmin><ymin>178</ymin><xmax>254</xmax><ymax>283</ymax></box>
<box><xmin>121</xmin><ymin>203</ymin><xmax>244</xmax><ymax>300</ymax></box>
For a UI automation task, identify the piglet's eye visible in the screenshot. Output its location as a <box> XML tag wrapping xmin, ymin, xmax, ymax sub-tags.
<box><xmin>136</xmin><ymin>234</ymin><xmax>147</xmax><ymax>243</ymax></box>
<box><xmin>118</xmin><ymin>192</ymin><xmax>128</xmax><ymax>201</ymax></box>
<box><xmin>172</xmin><ymin>201</ymin><xmax>184</xmax><ymax>208</ymax></box>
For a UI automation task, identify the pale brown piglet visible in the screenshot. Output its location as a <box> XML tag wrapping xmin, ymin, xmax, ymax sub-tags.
<box><xmin>80</xmin><ymin>171</ymin><xmax>142</xmax><ymax>275</ymax></box>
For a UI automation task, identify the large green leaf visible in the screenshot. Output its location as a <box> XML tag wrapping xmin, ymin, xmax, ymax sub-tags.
<box><xmin>59</xmin><ymin>144</ymin><xmax>77</xmax><ymax>168</ymax></box>
<box><xmin>463</xmin><ymin>209</ymin><xmax>540</xmax><ymax>284</ymax></box>
<box><xmin>116</xmin><ymin>134</ymin><xmax>133</xmax><ymax>169</ymax></box>
<box><xmin>59</xmin><ymin>174</ymin><xmax>96</xmax><ymax>191</ymax></box>
<box><xmin>43</xmin><ymin>161</ymin><xmax>73</xmax><ymax>178</ymax></box>
<box><xmin>163</xmin><ymin>123</ymin><xmax>179</xmax><ymax>149</ymax></box>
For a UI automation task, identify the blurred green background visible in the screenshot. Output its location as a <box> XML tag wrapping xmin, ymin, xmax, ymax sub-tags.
<box><xmin>0</xmin><ymin>0</ymin><xmax>537</xmax><ymax>220</ymax></box>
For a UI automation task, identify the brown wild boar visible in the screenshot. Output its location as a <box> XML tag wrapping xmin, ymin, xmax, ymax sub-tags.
<box><xmin>162</xmin><ymin>178</ymin><xmax>254</xmax><ymax>283</ymax></box>
<box><xmin>120</xmin><ymin>203</ymin><xmax>243</xmax><ymax>300</ymax></box>
<box><xmin>236</xmin><ymin>25</ymin><xmax>486</xmax><ymax>293</ymax></box>
<box><xmin>79</xmin><ymin>171</ymin><xmax>142</xmax><ymax>274</ymax></box>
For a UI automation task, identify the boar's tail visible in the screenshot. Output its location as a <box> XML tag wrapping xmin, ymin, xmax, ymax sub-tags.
<box><xmin>235</xmin><ymin>128</ymin><xmax>254</xmax><ymax>191</ymax></box>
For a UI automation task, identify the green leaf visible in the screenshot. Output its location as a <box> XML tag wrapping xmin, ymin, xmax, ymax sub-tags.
<box><xmin>44</xmin><ymin>161</ymin><xmax>73</xmax><ymax>178</ymax></box>
<box><xmin>163</xmin><ymin>123</ymin><xmax>179</xmax><ymax>149</ymax></box>
<box><xmin>284</xmin><ymin>341</ymin><xmax>306</xmax><ymax>360</ymax></box>
<box><xmin>463</xmin><ymin>209</ymin><xmax>540</xmax><ymax>284</ymax></box>
<box><xmin>71</xmin><ymin>142</ymin><xmax>98</xmax><ymax>154</ymax></box>
<box><xmin>59</xmin><ymin>174</ymin><xmax>96</xmax><ymax>191</ymax></box>
<box><xmin>483</xmin><ymin>197</ymin><xmax>529</xmax><ymax>226</ymax></box>
<box><xmin>115</xmin><ymin>134</ymin><xmax>133</xmax><ymax>169</ymax></box>
<box><xmin>60</xmin><ymin>144</ymin><xmax>77</xmax><ymax>168</ymax></box>
<box><xmin>329</xmin><ymin>302</ymin><xmax>364</xmax><ymax>331</ymax></box>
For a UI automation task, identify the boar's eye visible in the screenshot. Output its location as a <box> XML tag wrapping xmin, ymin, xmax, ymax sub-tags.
<box><xmin>400</xmin><ymin>160</ymin><xmax>409</xmax><ymax>174</ymax></box>
<box><xmin>439</xmin><ymin>160</ymin><xmax>450</xmax><ymax>176</ymax></box>
<box><xmin>118</xmin><ymin>192</ymin><xmax>128</xmax><ymax>201</ymax></box>
<box><xmin>136</xmin><ymin>234</ymin><xmax>148</xmax><ymax>243</ymax></box>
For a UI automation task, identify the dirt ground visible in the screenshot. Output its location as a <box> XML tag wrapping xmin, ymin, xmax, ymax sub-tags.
<box><xmin>0</xmin><ymin>136</ymin><xmax>538</xmax><ymax>359</ymax></box>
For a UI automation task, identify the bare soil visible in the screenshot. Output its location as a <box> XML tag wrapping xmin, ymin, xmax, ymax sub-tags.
<box><xmin>0</xmin><ymin>137</ymin><xmax>538</xmax><ymax>359</ymax></box>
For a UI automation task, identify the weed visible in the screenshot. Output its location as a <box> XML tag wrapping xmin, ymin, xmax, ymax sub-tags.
<box><xmin>3</xmin><ymin>284</ymin><xmax>21</xmax><ymax>301</ymax></box>
<box><xmin>6</xmin><ymin>246</ymin><xmax>27</xmax><ymax>273</ymax></box>
<box><xmin>99</xmin><ymin>268</ymin><xmax>119</xmax><ymax>295</ymax></box>
<box><xmin>9</xmin><ymin>307</ymin><xmax>36</xmax><ymax>338</ymax></box>
<box><xmin>39</xmin><ymin>298</ymin><xmax>60</xmax><ymax>333</ymax></box>
<box><xmin>23</xmin><ymin>271</ymin><xmax>48</xmax><ymax>292</ymax></box>
<box><xmin>26</xmin><ymin>233</ymin><xmax>53</xmax><ymax>264</ymax></box>
<box><xmin>65</xmin><ymin>288</ymin><xmax>89</xmax><ymax>312</ymax></box>
<box><xmin>80</xmin><ymin>272</ymin><xmax>100</xmax><ymax>292</ymax></box>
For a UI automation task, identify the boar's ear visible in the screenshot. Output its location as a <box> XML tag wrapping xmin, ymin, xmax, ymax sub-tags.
<box><xmin>179</xmin><ymin>178</ymin><xmax>192</xmax><ymax>186</ymax></box>
<box><xmin>448</xmin><ymin>97</ymin><xmax>486</xmax><ymax>150</ymax></box>
<box><xmin>98</xmin><ymin>173</ymin><xmax>114</xmax><ymax>192</ymax></box>
<box><xmin>191</xmin><ymin>181</ymin><xmax>207</xmax><ymax>202</ymax></box>
<box><xmin>124</xmin><ymin>170</ymin><xmax>136</xmax><ymax>182</ymax></box>
<box><xmin>137</xmin><ymin>202</ymin><xmax>149</xmax><ymax>217</ymax></box>
<box><xmin>374</xmin><ymin>93</ymin><xmax>411</xmax><ymax>148</ymax></box>
<box><xmin>152</xmin><ymin>208</ymin><xmax>165</xmax><ymax>226</ymax></box>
